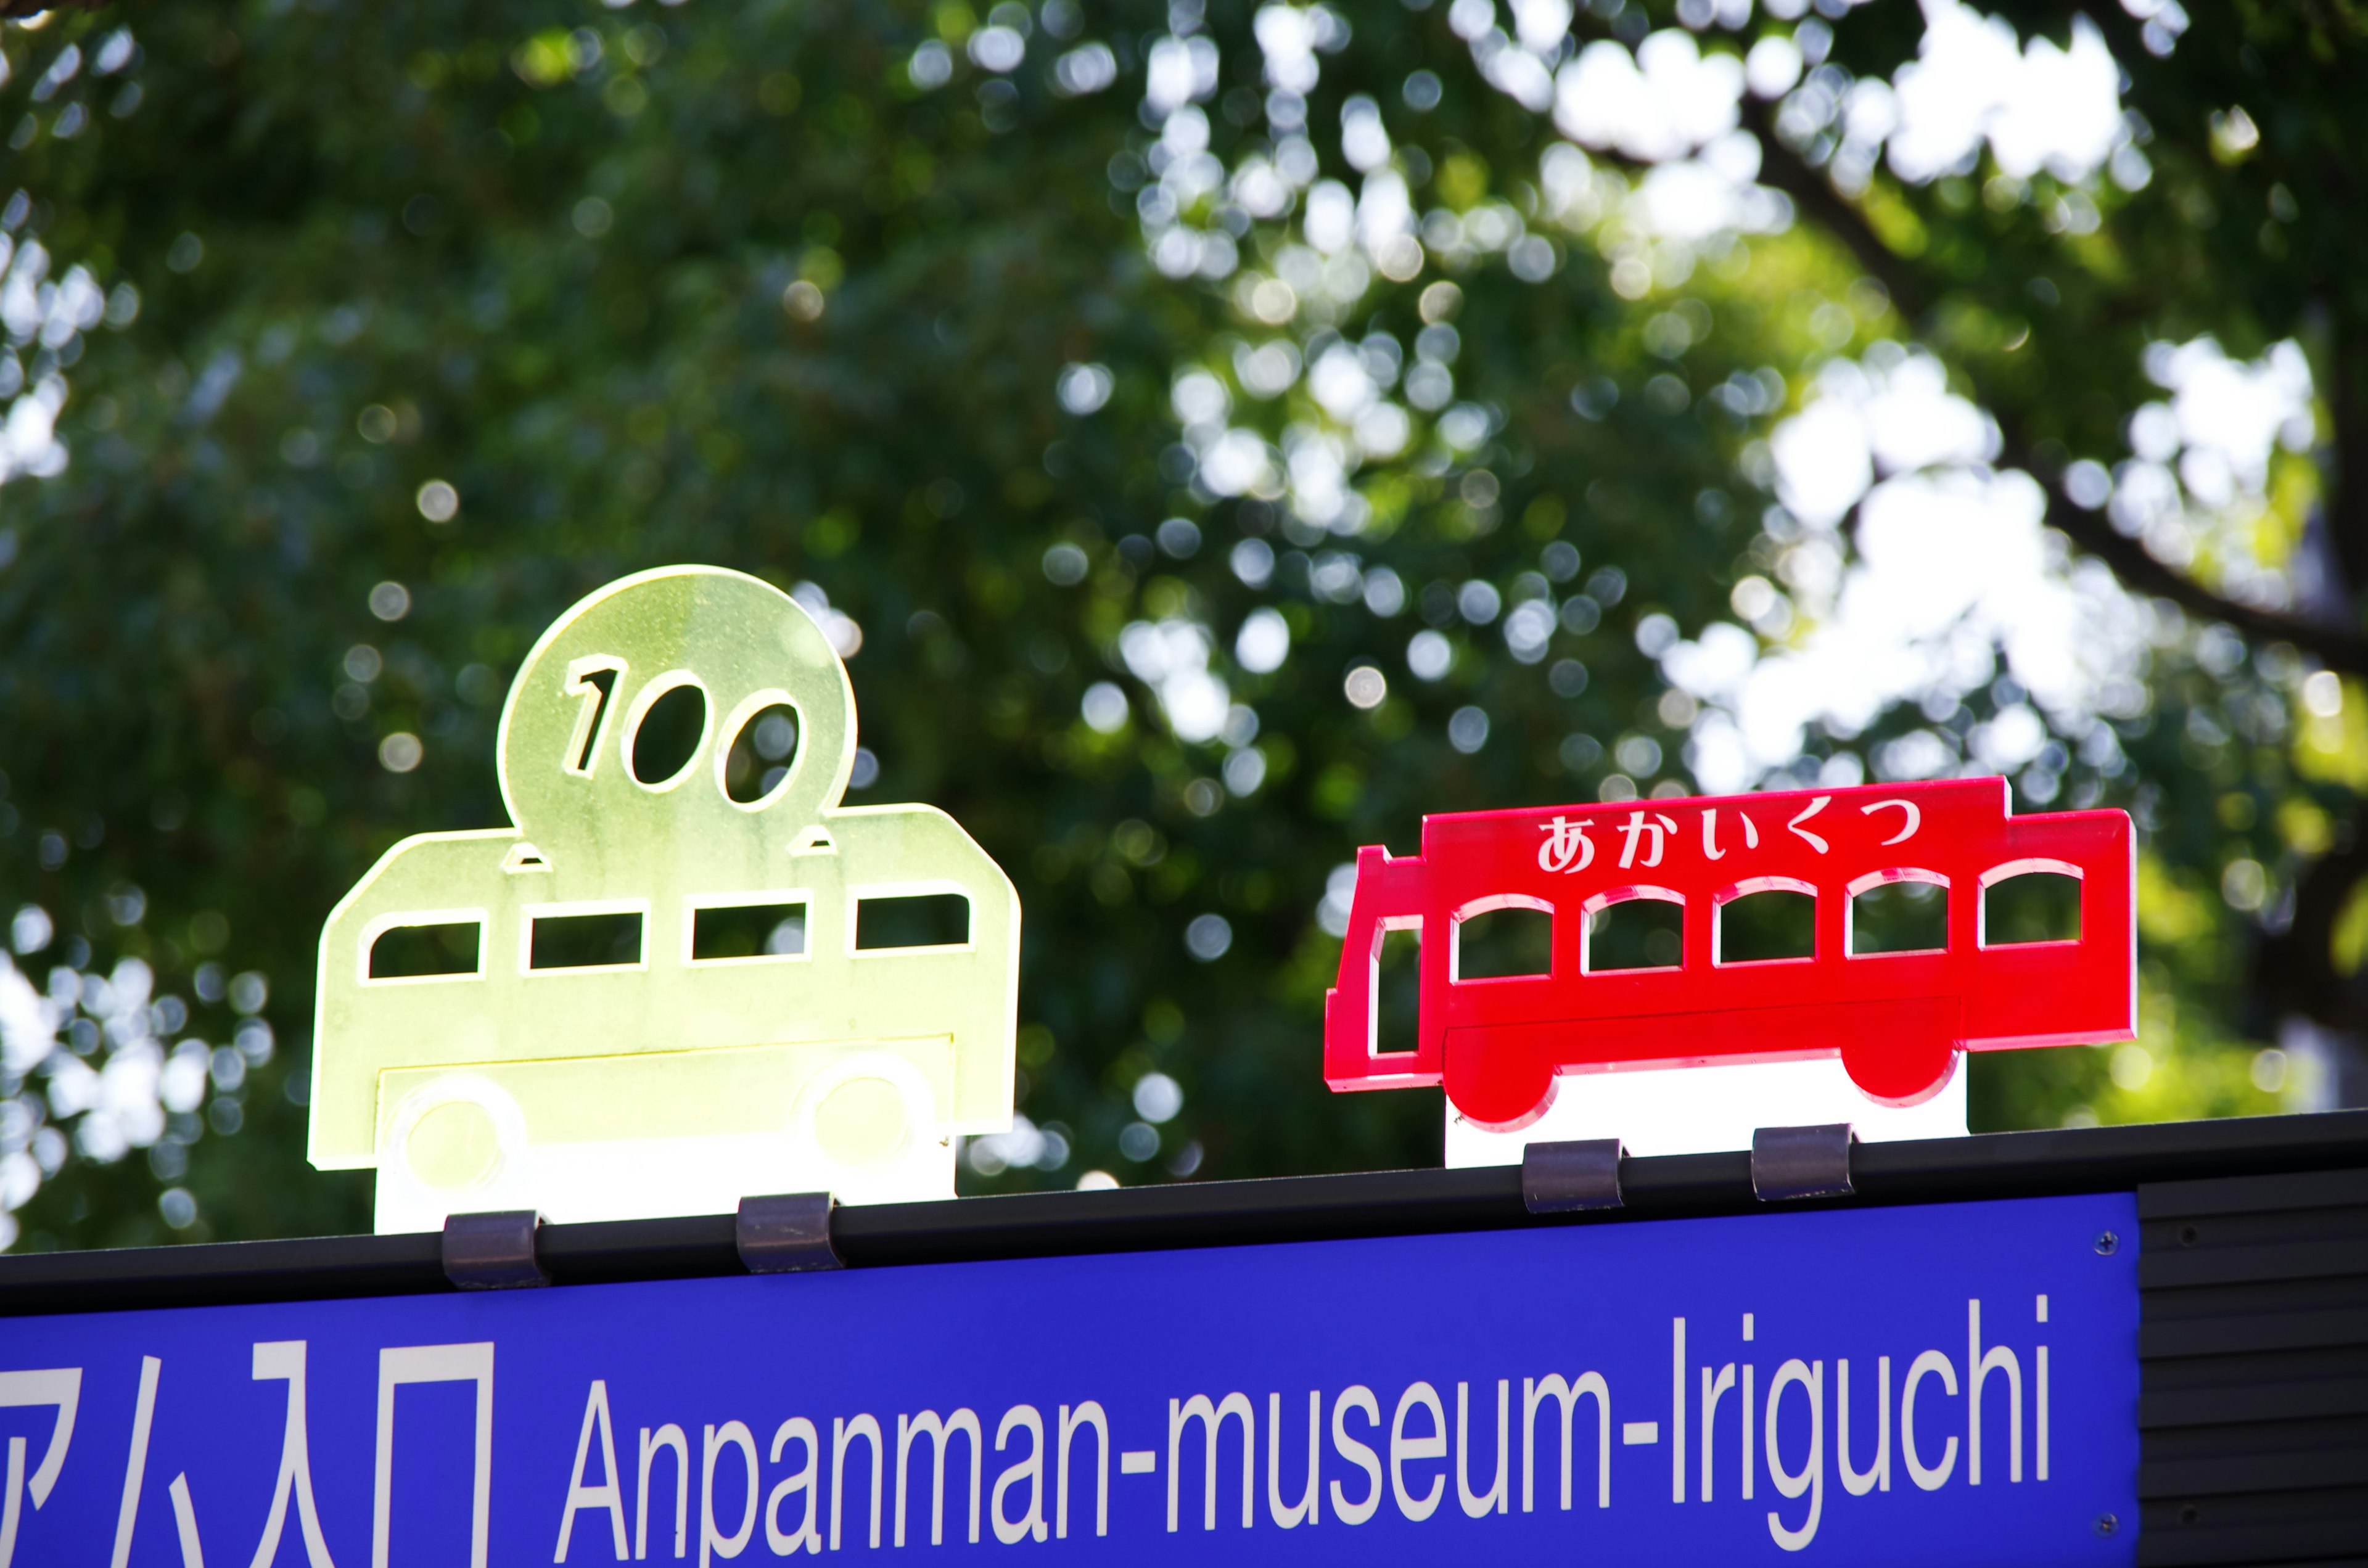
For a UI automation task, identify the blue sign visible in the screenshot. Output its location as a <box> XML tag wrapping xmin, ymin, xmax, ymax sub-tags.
<box><xmin>0</xmin><ymin>1194</ymin><xmax>2134</xmax><ymax>1566</ymax></box>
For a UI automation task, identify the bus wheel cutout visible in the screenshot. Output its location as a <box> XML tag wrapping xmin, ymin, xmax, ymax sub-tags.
<box><xmin>408</xmin><ymin>1102</ymin><xmax>502</xmax><ymax>1191</ymax></box>
<box><xmin>1444</xmin><ymin>1045</ymin><xmax>1560</xmax><ymax>1135</ymax></box>
<box><xmin>1837</xmin><ymin>1007</ymin><xmax>1963</xmax><ymax>1107</ymax></box>
<box><xmin>814</xmin><ymin>1077</ymin><xmax>909</xmax><ymax>1167</ymax></box>
<box><xmin>390</xmin><ymin>1077</ymin><xmax>525</xmax><ymax>1199</ymax></box>
<box><xmin>796</xmin><ymin>1054</ymin><xmax>935</xmax><ymax>1174</ymax></box>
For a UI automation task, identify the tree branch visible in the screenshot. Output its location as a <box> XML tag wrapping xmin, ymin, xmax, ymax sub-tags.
<box><xmin>1736</xmin><ymin>96</ymin><xmax>1931</xmax><ymax>321</ymax></box>
<box><xmin>1992</xmin><ymin>419</ymin><xmax>2368</xmax><ymax>671</ymax></box>
<box><xmin>2328</xmin><ymin>316</ymin><xmax>2368</xmax><ymax>598</ymax></box>
<box><xmin>1727</xmin><ymin>13</ymin><xmax>2368</xmax><ymax>1040</ymax></box>
<box><xmin>2254</xmin><ymin>809</ymin><xmax>2368</xmax><ymax>1035</ymax></box>
<box><xmin>1738</xmin><ymin>97</ymin><xmax>2368</xmax><ymax>673</ymax></box>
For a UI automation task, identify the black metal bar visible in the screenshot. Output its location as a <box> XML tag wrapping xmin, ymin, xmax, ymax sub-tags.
<box><xmin>2140</xmin><ymin>1305</ymin><xmax>2368</xmax><ymax>1360</ymax></box>
<box><xmin>2137</xmin><ymin>1165</ymin><xmax>2368</xmax><ymax>1220</ymax></box>
<box><xmin>533</xmin><ymin>1211</ymin><xmax>741</xmax><ymax>1286</ymax></box>
<box><xmin>2137</xmin><ymin>1513</ymin><xmax>2368</xmax><ymax>1568</ymax></box>
<box><xmin>2139</xmin><ymin>1238</ymin><xmax>2368</xmax><ymax>1292</ymax></box>
<box><xmin>0</xmin><ymin>1229</ymin><xmax>445</xmax><ymax>1316</ymax></box>
<box><xmin>2140</xmin><ymin>1449</ymin><xmax>2368</xmax><ymax>1501</ymax></box>
<box><xmin>1</xmin><ymin>1108</ymin><xmax>2363</xmax><ymax>1317</ymax></box>
<box><xmin>2138</xmin><ymin>1375</ymin><xmax>2368</xmax><ymax>1430</ymax></box>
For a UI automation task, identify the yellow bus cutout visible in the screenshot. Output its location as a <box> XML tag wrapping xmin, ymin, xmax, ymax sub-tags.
<box><xmin>311</xmin><ymin>567</ymin><xmax>1021</xmax><ymax>1233</ymax></box>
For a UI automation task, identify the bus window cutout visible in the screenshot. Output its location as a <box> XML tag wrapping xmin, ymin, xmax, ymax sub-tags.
<box><xmin>1584</xmin><ymin>892</ymin><xmax>1683</xmax><ymax>974</ymax></box>
<box><xmin>368</xmin><ymin>917</ymin><xmax>483</xmax><ymax>982</ymax></box>
<box><xmin>1848</xmin><ymin>873</ymin><xmax>1948</xmax><ymax>956</ymax></box>
<box><xmin>1322</xmin><ymin>778</ymin><xmax>2134</xmax><ymax>1130</ymax></box>
<box><xmin>1983</xmin><ymin>866</ymin><xmax>2081</xmax><ymax>945</ymax></box>
<box><xmin>1716</xmin><ymin>882</ymin><xmax>1815</xmax><ymax>965</ymax></box>
<box><xmin>854</xmin><ymin>892</ymin><xmax>971</xmax><ymax>951</ymax></box>
<box><xmin>311</xmin><ymin>567</ymin><xmax>1022</xmax><ymax>1233</ymax></box>
<box><xmin>1453</xmin><ymin>902</ymin><xmax>1552</xmax><ymax>982</ymax></box>
<box><xmin>1373</xmin><ymin>925</ymin><xmax>1421</xmax><ymax>1058</ymax></box>
<box><xmin>689</xmin><ymin>898</ymin><xmax>807</xmax><ymax>963</ymax></box>
<box><xmin>527</xmin><ymin>907</ymin><xmax>646</xmax><ymax>971</ymax></box>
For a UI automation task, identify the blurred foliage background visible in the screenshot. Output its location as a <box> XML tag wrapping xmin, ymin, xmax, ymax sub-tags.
<box><xmin>0</xmin><ymin>0</ymin><xmax>2359</xmax><ymax>1249</ymax></box>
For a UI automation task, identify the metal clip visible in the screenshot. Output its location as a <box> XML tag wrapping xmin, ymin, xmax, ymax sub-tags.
<box><xmin>1751</xmin><ymin>1123</ymin><xmax>1857</xmax><ymax>1202</ymax></box>
<box><xmin>1522</xmin><ymin>1138</ymin><xmax>1626</xmax><ymax>1214</ymax></box>
<box><xmin>442</xmin><ymin>1209</ymin><xmax>548</xmax><ymax>1289</ymax></box>
<box><xmin>736</xmin><ymin>1192</ymin><xmax>843</xmax><ymax>1273</ymax></box>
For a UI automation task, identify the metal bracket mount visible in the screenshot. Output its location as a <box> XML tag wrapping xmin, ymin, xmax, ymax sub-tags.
<box><xmin>442</xmin><ymin>1209</ymin><xmax>549</xmax><ymax>1289</ymax></box>
<box><xmin>1751</xmin><ymin>1123</ymin><xmax>1858</xmax><ymax>1202</ymax></box>
<box><xmin>1522</xmin><ymin>1138</ymin><xmax>1626</xmax><ymax>1214</ymax></box>
<box><xmin>737</xmin><ymin>1192</ymin><xmax>843</xmax><ymax>1273</ymax></box>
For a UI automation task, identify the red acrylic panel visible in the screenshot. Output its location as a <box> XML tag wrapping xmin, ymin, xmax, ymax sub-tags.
<box><xmin>1322</xmin><ymin>777</ymin><xmax>2134</xmax><ymax>1131</ymax></box>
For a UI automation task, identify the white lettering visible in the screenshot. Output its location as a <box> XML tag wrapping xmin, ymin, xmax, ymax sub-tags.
<box><xmin>636</xmin><ymin>1425</ymin><xmax>689</xmax><ymax>1560</ymax></box>
<box><xmin>1328</xmin><ymin>1389</ymin><xmax>1383</xmax><ymax>1526</ymax></box>
<box><xmin>0</xmin><ymin>1366</ymin><xmax>80</xmax><ymax>1531</ymax></box>
<box><xmin>556</xmin><ymin>1381</ymin><xmax>627</xmax><ymax>1563</ymax></box>
<box><xmin>374</xmin><ymin>1342</ymin><xmax>493</xmax><ymax>1568</ymax></box>
<box><xmin>1902</xmin><ymin>1351</ymin><xmax>1959</xmax><ymax>1491</ymax></box>
<box><xmin>1862</xmin><ymin>798</ymin><xmax>1920</xmax><ymax>845</ymax></box>
<box><xmin>1743</xmin><ymin>1363</ymin><xmax>1756</xmax><ymax>1501</ymax></box>
<box><xmin>1265</xmin><ymin>1393</ymin><xmax>1320</xmax><ymax>1529</ymax></box>
<box><xmin>1787</xmin><ymin>795</ymin><xmax>1832</xmax><ymax>853</ymax></box>
<box><xmin>762</xmin><ymin>1419</ymin><xmax>821</xmax><ymax>1558</ymax></box>
<box><xmin>1388</xmin><ymin>1383</ymin><xmax>1446</xmax><ymax>1522</ymax></box>
<box><xmin>1523</xmin><ymin>1373</ymin><xmax>1611</xmax><ymax>1512</ymax></box>
<box><xmin>699</xmin><ymin>1423</ymin><xmax>757</xmax><ymax>1568</ymax></box>
<box><xmin>168</xmin><ymin>1473</ymin><xmax>203</xmax><ymax>1568</ymax></box>
<box><xmin>1166</xmin><ymin>1394</ymin><xmax>1254</xmax><ymax>1533</ymax></box>
<box><xmin>1836</xmin><ymin>1358</ymin><xmax>1890</xmax><ymax>1496</ymax></box>
<box><xmin>1616</xmin><ymin>811</ymin><xmax>1678</xmax><ymax>869</ymax></box>
<box><xmin>1698</xmin><ymin>1363</ymin><xmax>1735</xmax><ymax>1503</ymax></box>
<box><xmin>990</xmin><ymin>1405</ymin><xmax>1047</xmax><ymax>1546</ymax></box>
<box><xmin>1968</xmin><ymin>1299</ymin><xmax>2023</xmax><ymax>1485</ymax></box>
<box><xmin>2037</xmin><ymin>1345</ymin><xmax>2050</xmax><ymax>1482</ymax></box>
<box><xmin>1537</xmin><ymin>816</ymin><xmax>1595</xmax><ymax>874</ymax></box>
<box><xmin>1454</xmin><ymin>1381</ymin><xmax>1508</xmax><ymax>1519</ymax></box>
<box><xmin>893</xmin><ymin>1410</ymin><xmax>982</xmax><ymax>1546</ymax></box>
<box><xmin>0</xmin><ymin>1437</ymin><xmax>20</xmax><ymax>1568</ymax></box>
<box><xmin>1763</xmin><ymin>1360</ymin><xmax>1823</xmax><ymax>1551</ymax></box>
<box><xmin>1055</xmin><ymin>1403</ymin><xmax>1109</xmax><ymax>1539</ymax></box>
<box><xmin>249</xmin><ymin>1343</ymin><xmax>337</xmax><ymax>1568</ymax></box>
<box><xmin>1670</xmin><ymin>1319</ymin><xmax>1687</xmax><ymax>1504</ymax></box>
<box><xmin>107</xmin><ymin>1357</ymin><xmax>158</xmax><ymax>1568</ymax></box>
<box><xmin>828</xmin><ymin>1416</ymin><xmax>882</xmax><ymax>1552</ymax></box>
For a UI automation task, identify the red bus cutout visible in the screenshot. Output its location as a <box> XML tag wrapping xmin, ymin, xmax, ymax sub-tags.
<box><xmin>1322</xmin><ymin>778</ymin><xmax>2134</xmax><ymax>1131</ymax></box>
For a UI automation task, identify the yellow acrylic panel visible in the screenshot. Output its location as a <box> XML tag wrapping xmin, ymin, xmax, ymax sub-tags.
<box><xmin>310</xmin><ymin>566</ymin><xmax>1021</xmax><ymax>1232</ymax></box>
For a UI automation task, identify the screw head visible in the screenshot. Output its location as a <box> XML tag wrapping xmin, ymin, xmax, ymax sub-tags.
<box><xmin>2094</xmin><ymin>1230</ymin><xmax>2119</xmax><ymax>1255</ymax></box>
<box><xmin>2094</xmin><ymin>1513</ymin><xmax>2119</xmax><ymax>1537</ymax></box>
